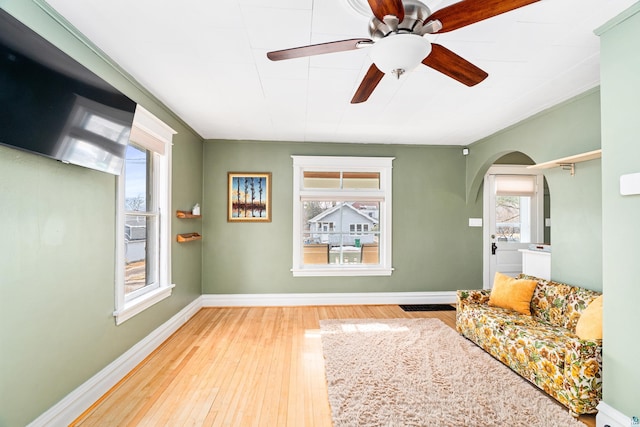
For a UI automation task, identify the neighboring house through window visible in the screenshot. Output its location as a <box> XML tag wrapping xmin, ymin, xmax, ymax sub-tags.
<box><xmin>292</xmin><ymin>156</ymin><xmax>394</xmax><ymax>276</ymax></box>
<box><xmin>114</xmin><ymin>106</ymin><xmax>175</xmax><ymax>325</ymax></box>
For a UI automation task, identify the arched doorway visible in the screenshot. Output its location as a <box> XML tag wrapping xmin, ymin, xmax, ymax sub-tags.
<box><xmin>482</xmin><ymin>153</ymin><xmax>549</xmax><ymax>288</ymax></box>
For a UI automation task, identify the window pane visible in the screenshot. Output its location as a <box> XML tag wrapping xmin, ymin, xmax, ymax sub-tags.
<box><xmin>495</xmin><ymin>195</ymin><xmax>532</xmax><ymax>243</ymax></box>
<box><xmin>124</xmin><ymin>144</ymin><xmax>148</xmax><ymax>211</ymax></box>
<box><xmin>123</xmin><ymin>143</ymin><xmax>158</xmax><ymax>298</ymax></box>
<box><xmin>303</xmin><ymin>171</ymin><xmax>340</xmax><ymax>189</ymax></box>
<box><xmin>302</xmin><ymin>171</ymin><xmax>380</xmax><ymax>189</ymax></box>
<box><xmin>302</xmin><ymin>201</ymin><xmax>379</xmax><ymax>265</ymax></box>
<box><xmin>125</xmin><ymin>214</ymin><xmax>158</xmax><ymax>295</ymax></box>
<box><xmin>342</xmin><ymin>172</ymin><xmax>380</xmax><ymax>189</ymax></box>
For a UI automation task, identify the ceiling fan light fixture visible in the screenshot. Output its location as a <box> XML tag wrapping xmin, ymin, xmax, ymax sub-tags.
<box><xmin>369</xmin><ymin>34</ymin><xmax>432</xmax><ymax>76</ymax></box>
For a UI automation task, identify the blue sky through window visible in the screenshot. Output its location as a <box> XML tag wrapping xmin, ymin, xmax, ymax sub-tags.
<box><xmin>125</xmin><ymin>144</ymin><xmax>147</xmax><ymax>211</ymax></box>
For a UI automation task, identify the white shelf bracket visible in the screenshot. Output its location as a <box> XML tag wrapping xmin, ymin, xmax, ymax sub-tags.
<box><xmin>559</xmin><ymin>163</ymin><xmax>575</xmax><ymax>176</ymax></box>
<box><xmin>527</xmin><ymin>149</ymin><xmax>601</xmax><ymax>176</ymax></box>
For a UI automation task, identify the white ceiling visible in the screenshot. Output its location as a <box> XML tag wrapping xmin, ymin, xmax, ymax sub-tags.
<box><xmin>45</xmin><ymin>0</ymin><xmax>635</xmax><ymax>146</ymax></box>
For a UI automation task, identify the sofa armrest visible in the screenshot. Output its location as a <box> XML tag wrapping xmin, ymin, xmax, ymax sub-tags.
<box><xmin>563</xmin><ymin>337</ymin><xmax>602</xmax><ymax>411</ymax></box>
<box><xmin>457</xmin><ymin>289</ymin><xmax>491</xmax><ymax>310</ymax></box>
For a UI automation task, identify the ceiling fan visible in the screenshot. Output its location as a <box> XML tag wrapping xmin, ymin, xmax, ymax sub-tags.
<box><xmin>267</xmin><ymin>0</ymin><xmax>540</xmax><ymax>104</ymax></box>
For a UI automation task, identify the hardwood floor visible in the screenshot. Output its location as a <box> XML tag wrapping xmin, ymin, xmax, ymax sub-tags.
<box><xmin>72</xmin><ymin>305</ymin><xmax>595</xmax><ymax>426</ymax></box>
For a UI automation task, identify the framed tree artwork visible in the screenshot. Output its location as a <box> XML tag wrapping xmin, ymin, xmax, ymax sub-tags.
<box><xmin>227</xmin><ymin>172</ymin><xmax>272</xmax><ymax>222</ymax></box>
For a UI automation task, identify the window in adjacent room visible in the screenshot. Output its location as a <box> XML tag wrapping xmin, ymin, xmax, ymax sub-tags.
<box><xmin>291</xmin><ymin>156</ymin><xmax>394</xmax><ymax>277</ymax></box>
<box><xmin>114</xmin><ymin>106</ymin><xmax>175</xmax><ymax>325</ymax></box>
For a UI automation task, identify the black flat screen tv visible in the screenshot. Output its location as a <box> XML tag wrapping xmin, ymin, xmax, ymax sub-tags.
<box><xmin>0</xmin><ymin>7</ymin><xmax>137</xmax><ymax>175</ymax></box>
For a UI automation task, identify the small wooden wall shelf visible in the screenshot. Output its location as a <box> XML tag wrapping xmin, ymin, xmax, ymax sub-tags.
<box><xmin>176</xmin><ymin>210</ymin><xmax>201</xmax><ymax>219</ymax></box>
<box><xmin>176</xmin><ymin>233</ymin><xmax>202</xmax><ymax>243</ymax></box>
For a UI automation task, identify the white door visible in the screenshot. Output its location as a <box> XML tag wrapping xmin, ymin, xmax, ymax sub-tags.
<box><xmin>483</xmin><ymin>166</ymin><xmax>544</xmax><ymax>289</ymax></box>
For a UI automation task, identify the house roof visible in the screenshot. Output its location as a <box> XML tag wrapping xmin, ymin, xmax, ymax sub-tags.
<box><xmin>309</xmin><ymin>203</ymin><xmax>379</xmax><ymax>224</ymax></box>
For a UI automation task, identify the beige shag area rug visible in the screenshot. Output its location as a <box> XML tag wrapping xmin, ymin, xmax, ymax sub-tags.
<box><xmin>319</xmin><ymin>318</ymin><xmax>583</xmax><ymax>427</ymax></box>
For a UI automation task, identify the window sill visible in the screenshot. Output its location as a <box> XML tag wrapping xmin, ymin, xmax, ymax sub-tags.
<box><xmin>292</xmin><ymin>267</ymin><xmax>393</xmax><ymax>277</ymax></box>
<box><xmin>114</xmin><ymin>284</ymin><xmax>175</xmax><ymax>325</ymax></box>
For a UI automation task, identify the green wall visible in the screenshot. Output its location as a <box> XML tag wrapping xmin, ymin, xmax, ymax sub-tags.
<box><xmin>466</xmin><ymin>90</ymin><xmax>604</xmax><ymax>290</ymax></box>
<box><xmin>202</xmin><ymin>141</ymin><xmax>483</xmax><ymax>294</ymax></box>
<box><xmin>199</xmin><ymin>92</ymin><xmax>604</xmax><ymax>297</ymax></box>
<box><xmin>0</xmin><ymin>3</ymin><xmax>203</xmax><ymax>426</ymax></box>
<box><xmin>598</xmin><ymin>4</ymin><xmax>640</xmax><ymax>418</ymax></box>
<box><xmin>1</xmin><ymin>0</ymin><xmax>636</xmax><ymax>424</ymax></box>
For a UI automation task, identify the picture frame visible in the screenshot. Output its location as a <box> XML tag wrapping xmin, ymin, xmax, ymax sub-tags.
<box><xmin>227</xmin><ymin>172</ymin><xmax>272</xmax><ymax>222</ymax></box>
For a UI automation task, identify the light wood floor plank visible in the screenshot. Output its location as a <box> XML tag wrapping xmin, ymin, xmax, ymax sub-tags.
<box><xmin>72</xmin><ymin>305</ymin><xmax>594</xmax><ymax>427</ymax></box>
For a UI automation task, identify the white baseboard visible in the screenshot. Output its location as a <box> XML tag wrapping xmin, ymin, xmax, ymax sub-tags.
<box><xmin>202</xmin><ymin>291</ymin><xmax>457</xmax><ymax>307</ymax></box>
<box><xmin>28</xmin><ymin>298</ymin><xmax>203</xmax><ymax>427</ymax></box>
<box><xmin>28</xmin><ymin>291</ymin><xmax>458</xmax><ymax>426</ymax></box>
<box><xmin>596</xmin><ymin>401</ymin><xmax>634</xmax><ymax>427</ymax></box>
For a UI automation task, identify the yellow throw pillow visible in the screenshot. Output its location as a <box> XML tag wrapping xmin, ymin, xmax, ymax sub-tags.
<box><xmin>488</xmin><ymin>272</ymin><xmax>538</xmax><ymax>315</ymax></box>
<box><xmin>575</xmin><ymin>295</ymin><xmax>603</xmax><ymax>340</ymax></box>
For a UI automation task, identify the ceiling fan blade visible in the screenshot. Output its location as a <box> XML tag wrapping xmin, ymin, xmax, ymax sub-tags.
<box><xmin>428</xmin><ymin>0</ymin><xmax>540</xmax><ymax>33</ymax></box>
<box><xmin>267</xmin><ymin>38</ymin><xmax>372</xmax><ymax>61</ymax></box>
<box><xmin>422</xmin><ymin>44</ymin><xmax>488</xmax><ymax>86</ymax></box>
<box><xmin>351</xmin><ymin>63</ymin><xmax>385</xmax><ymax>104</ymax></box>
<box><xmin>367</xmin><ymin>0</ymin><xmax>405</xmax><ymax>23</ymax></box>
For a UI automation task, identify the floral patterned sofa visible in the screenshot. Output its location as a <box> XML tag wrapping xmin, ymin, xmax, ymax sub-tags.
<box><xmin>456</xmin><ymin>274</ymin><xmax>602</xmax><ymax>415</ymax></box>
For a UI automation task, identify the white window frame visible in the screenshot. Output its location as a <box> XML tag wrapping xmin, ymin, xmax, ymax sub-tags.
<box><xmin>114</xmin><ymin>106</ymin><xmax>176</xmax><ymax>325</ymax></box>
<box><xmin>292</xmin><ymin>155</ymin><xmax>394</xmax><ymax>277</ymax></box>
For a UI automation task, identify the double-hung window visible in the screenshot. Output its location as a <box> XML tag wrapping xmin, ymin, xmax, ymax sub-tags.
<box><xmin>292</xmin><ymin>156</ymin><xmax>394</xmax><ymax>277</ymax></box>
<box><xmin>114</xmin><ymin>106</ymin><xmax>175</xmax><ymax>325</ymax></box>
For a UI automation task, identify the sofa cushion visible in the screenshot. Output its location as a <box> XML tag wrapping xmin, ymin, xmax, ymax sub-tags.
<box><xmin>575</xmin><ymin>295</ymin><xmax>603</xmax><ymax>340</ymax></box>
<box><xmin>461</xmin><ymin>302</ymin><xmax>540</xmax><ymax>330</ymax></box>
<box><xmin>502</xmin><ymin>323</ymin><xmax>568</xmax><ymax>382</ymax></box>
<box><xmin>489</xmin><ymin>272</ymin><xmax>538</xmax><ymax>315</ymax></box>
<box><xmin>519</xmin><ymin>274</ymin><xmax>602</xmax><ymax>331</ymax></box>
<box><xmin>457</xmin><ymin>303</ymin><xmax>567</xmax><ymax>385</ymax></box>
<box><xmin>564</xmin><ymin>287</ymin><xmax>602</xmax><ymax>332</ymax></box>
<box><xmin>530</xmin><ymin>280</ymin><xmax>573</xmax><ymax>327</ymax></box>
